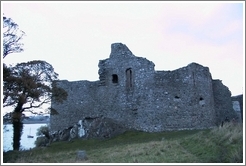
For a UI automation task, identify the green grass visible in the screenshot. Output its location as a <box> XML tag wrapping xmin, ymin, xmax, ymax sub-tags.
<box><xmin>3</xmin><ymin>122</ymin><xmax>243</xmax><ymax>163</ymax></box>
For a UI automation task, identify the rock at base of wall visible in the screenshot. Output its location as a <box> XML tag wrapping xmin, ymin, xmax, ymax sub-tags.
<box><xmin>76</xmin><ymin>150</ymin><xmax>87</xmax><ymax>161</ymax></box>
<box><xmin>48</xmin><ymin>116</ymin><xmax>128</xmax><ymax>144</ymax></box>
<box><xmin>84</xmin><ymin>116</ymin><xmax>128</xmax><ymax>139</ymax></box>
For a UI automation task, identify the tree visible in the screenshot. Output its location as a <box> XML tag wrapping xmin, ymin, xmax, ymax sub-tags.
<box><xmin>3</xmin><ymin>15</ymin><xmax>25</xmax><ymax>59</ymax></box>
<box><xmin>3</xmin><ymin>60</ymin><xmax>68</xmax><ymax>150</ymax></box>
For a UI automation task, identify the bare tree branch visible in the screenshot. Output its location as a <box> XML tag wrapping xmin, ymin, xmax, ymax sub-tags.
<box><xmin>3</xmin><ymin>16</ymin><xmax>25</xmax><ymax>59</ymax></box>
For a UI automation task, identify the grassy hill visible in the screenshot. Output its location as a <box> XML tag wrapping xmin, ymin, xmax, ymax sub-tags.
<box><xmin>3</xmin><ymin>122</ymin><xmax>243</xmax><ymax>163</ymax></box>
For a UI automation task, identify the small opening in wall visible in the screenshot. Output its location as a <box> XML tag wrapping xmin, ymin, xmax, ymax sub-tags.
<box><xmin>112</xmin><ymin>74</ymin><xmax>118</xmax><ymax>83</ymax></box>
<box><xmin>126</xmin><ymin>68</ymin><xmax>133</xmax><ymax>88</ymax></box>
<box><xmin>175</xmin><ymin>96</ymin><xmax>180</xmax><ymax>99</ymax></box>
<box><xmin>199</xmin><ymin>97</ymin><xmax>205</xmax><ymax>107</ymax></box>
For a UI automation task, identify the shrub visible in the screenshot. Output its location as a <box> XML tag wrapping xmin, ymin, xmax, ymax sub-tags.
<box><xmin>35</xmin><ymin>125</ymin><xmax>50</xmax><ymax>147</ymax></box>
<box><xmin>34</xmin><ymin>136</ymin><xmax>49</xmax><ymax>147</ymax></box>
<box><xmin>36</xmin><ymin>125</ymin><xmax>49</xmax><ymax>137</ymax></box>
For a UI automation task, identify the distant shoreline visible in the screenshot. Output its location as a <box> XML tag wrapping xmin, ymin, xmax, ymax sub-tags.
<box><xmin>3</xmin><ymin>121</ymin><xmax>49</xmax><ymax>125</ymax></box>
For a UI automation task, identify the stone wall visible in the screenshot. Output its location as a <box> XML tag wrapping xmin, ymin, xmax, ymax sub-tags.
<box><xmin>152</xmin><ymin>63</ymin><xmax>216</xmax><ymax>131</ymax></box>
<box><xmin>231</xmin><ymin>94</ymin><xmax>243</xmax><ymax>122</ymax></box>
<box><xmin>212</xmin><ymin>80</ymin><xmax>238</xmax><ymax>125</ymax></box>
<box><xmin>50</xmin><ymin>43</ymin><xmax>237</xmax><ymax>135</ymax></box>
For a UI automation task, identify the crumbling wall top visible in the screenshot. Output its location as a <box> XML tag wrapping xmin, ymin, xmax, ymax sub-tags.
<box><xmin>109</xmin><ymin>43</ymin><xmax>135</xmax><ymax>59</ymax></box>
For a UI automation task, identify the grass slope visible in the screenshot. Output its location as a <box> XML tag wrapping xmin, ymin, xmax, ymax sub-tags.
<box><xmin>3</xmin><ymin>122</ymin><xmax>243</xmax><ymax>163</ymax></box>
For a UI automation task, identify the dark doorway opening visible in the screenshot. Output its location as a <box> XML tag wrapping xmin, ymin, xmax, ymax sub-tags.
<box><xmin>112</xmin><ymin>74</ymin><xmax>118</xmax><ymax>83</ymax></box>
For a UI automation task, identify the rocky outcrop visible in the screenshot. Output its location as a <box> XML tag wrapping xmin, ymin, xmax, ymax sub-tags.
<box><xmin>82</xmin><ymin>116</ymin><xmax>127</xmax><ymax>139</ymax></box>
<box><xmin>39</xmin><ymin>117</ymin><xmax>127</xmax><ymax>146</ymax></box>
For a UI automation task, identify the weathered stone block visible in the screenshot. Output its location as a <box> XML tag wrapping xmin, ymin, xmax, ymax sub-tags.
<box><xmin>76</xmin><ymin>150</ymin><xmax>87</xmax><ymax>161</ymax></box>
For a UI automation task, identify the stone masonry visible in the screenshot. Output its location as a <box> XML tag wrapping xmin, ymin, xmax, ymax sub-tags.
<box><xmin>50</xmin><ymin>43</ymin><xmax>238</xmax><ymax>136</ymax></box>
<box><xmin>231</xmin><ymin>94</ymin><xmax>243</xmax><ymax>123</ymax></box>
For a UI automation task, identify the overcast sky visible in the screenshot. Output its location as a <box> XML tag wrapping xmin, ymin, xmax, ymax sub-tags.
<box><xmin>2</xmin><ymin>1</ymin><xmax>244</xmax><ymax>98</ymax></box>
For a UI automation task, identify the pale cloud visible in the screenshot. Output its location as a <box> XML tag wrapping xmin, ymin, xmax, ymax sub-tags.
<box><xmin>212</xmin><ymin>19</ymin><xmax>243</xmax><ymax>40</ymax></box>
<box><xmin>154</xmin><ymin>2</ymin><xmax>222</xmax><ymax>32</ymax></box>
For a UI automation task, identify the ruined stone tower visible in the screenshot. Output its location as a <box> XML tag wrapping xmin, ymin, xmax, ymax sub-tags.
<box><xmin>50</xmin><ymin>43</ymin><xmax>236</xmax><ymax>134</ymax></box>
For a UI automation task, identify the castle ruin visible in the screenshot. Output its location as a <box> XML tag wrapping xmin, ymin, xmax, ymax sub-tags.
<box><xmin>50</xmin><ymin>43</ymin><xmax>238</xmax><ymax>137</ymax></box>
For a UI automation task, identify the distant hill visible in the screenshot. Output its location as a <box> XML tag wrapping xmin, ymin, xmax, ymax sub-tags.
<box><xmin>22</xmin><ymin>115</ymin><xmax>50</xmax><ymax>124</ymax></box>
<box><xmin>3</xmin><ymin>114</ymin><xmax>50</xmax><ymax>124</ymax></box>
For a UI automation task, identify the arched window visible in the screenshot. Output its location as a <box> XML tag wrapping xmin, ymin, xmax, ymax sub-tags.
<box><xmin>126</xmin><ymin>68</ymin><xmax>132</xmax><ymax>88</ymax></box>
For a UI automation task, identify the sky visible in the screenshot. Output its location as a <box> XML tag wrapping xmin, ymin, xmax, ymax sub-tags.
<box><xmin>1</xmin><ymin>1</ymin><xmax>245</xmax><ymax>100</ymax></box>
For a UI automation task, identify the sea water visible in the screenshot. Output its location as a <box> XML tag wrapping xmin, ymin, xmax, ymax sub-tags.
<box><xmin>2</xmin><ymin>123</ymin><xmax>48</xmax><ymax>152</ymax></box>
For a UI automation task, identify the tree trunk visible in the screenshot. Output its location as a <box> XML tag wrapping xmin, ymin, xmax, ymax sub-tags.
<box><xmin>12</xmin><ymin>101</ymin><xmax>24</xmax><ymax>151</ymax></box>
<box><xmin>12</xmin><ymin>118</ymin><xmax>23</xmax><ymax>150</ymax></box>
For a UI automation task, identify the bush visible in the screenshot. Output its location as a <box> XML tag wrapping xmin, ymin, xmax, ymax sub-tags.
<box><xmin>36</xmin><ymin>125</ymin><xmax>49</xmax><ymax>137</ymax></box>
<box><xmin>35</xmin><ymin>125</ymin><xmax>50</xmax><ymax>147</ymax></box>
<box><xmin>35</xmin><ymin>136</ymin><xmax>49</xmax><ymax>147</ymax></box>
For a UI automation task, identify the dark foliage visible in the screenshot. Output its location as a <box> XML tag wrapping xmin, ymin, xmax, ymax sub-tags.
<box><xmin>3</xmin><ymin>60</ymin><xmax>68</xmax><ymax>150</ymax></box>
